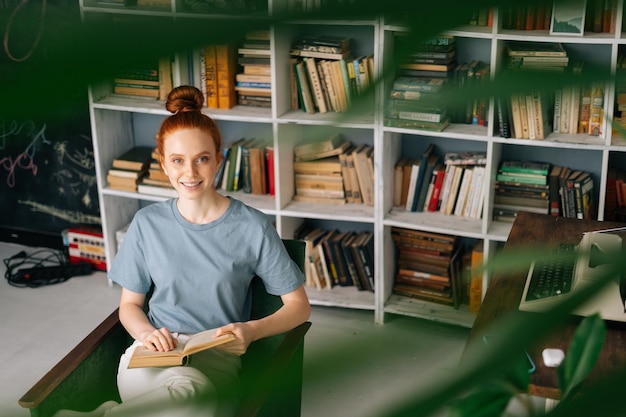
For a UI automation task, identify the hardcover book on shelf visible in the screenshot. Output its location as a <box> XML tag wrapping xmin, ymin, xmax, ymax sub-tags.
<box><xmin>294</xmin><ymin>140</ymin><xmax>351</xmax><ymax>162</ymax></box>
<box><xmin>112</xmin><ymin>146</ymin><xmax>154</xmax><ymax>171</ymax></box>
<box><xmin>346</xmin><ymin>148</ymin><xmax>362</xmax><ymax>204</ymax></box>
<box><xmin>351</xmin><ymin>231</ymin><xmax>374</xmax><ymax>292</ymax></box>
<box><xmin>137</xmin><ymin>183</ymin><xmax>178</xmax><ymax>198</ymax></box>
<box><xmin>426</xmin><ymin>163</ymin><xmax>446</xmax><ymax>212</ymax></box>
<box><xmin>294</xmin><ymin>133</ymin><xmax>344</xmax><ymax>158</ymax></box>
<box><xmin>408</xmin><ymin>144</ymin><xmax>434</xmax><ymax>212</ymax></box>
<box><xmin>415</xmin><ymin>155</ymin><xmax>440</xmax><ymax>213</ymax></box>
<box><xmin>506</xmin><ymin>41</ymin><xmax>567</xmax><ymax>57</ymax></box>
<box><xmin>339</xmin><ymin>146</ymin><xmax>355</xmax><ymax>203</ymax></box>
<box><xmin>339</xmin><ymin>232</ymin><xmax>363</xmax><ymax>290</ymax></box>
<box><xmin>294</xmin><ymin>60</ymin><xmax>315</xmax><ymax>114</ymax></box>
<box><xmin>107</xmin><ymin>174</ymin><xmax>143</xmax><ymax>192</ymax></box>
<box><xmin>352</xmin><ymin>144</ymin><xmax>375</xmax><ymax>206</ymax></box>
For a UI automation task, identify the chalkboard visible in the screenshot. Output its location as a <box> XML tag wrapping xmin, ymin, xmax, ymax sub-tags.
<box><xmin>0</xmin><ymin>0</ymin><xmax>100</xmax><ymax>248</ymax></box>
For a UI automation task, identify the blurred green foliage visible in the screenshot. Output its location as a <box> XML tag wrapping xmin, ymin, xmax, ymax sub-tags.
<box><xmin>2</xmin><ymin>0</ymin><xmax>625</xmax><ymax>415</ymax></box>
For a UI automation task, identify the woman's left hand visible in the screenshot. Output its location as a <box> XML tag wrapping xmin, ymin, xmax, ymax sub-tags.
<box><xmin>214</xmin><ymin>322</ymin><xmax>256</xmax><ymax>356</ymax></box>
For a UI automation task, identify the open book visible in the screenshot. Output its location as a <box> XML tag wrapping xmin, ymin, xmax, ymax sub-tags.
<box><xmin>128</xmin><ymin>328</ymin><xmax>236</xmax><ymax>368</ymax></box>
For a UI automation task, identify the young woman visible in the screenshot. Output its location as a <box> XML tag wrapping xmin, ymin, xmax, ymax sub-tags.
<box><xmin>54</xmin><ymin>85</ymin><xmax>310</xmax><ymax>417</ymax></box>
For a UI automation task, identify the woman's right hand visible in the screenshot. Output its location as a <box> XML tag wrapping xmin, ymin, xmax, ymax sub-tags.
<box><xmin>141</xmin><ymin>327</ymin><xmax>178</xmax><ymax>352</ymax></box>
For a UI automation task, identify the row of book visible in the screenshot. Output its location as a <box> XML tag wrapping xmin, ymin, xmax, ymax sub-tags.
<box><xmin>391</xmin><ymin>227</ymin><xmax>462</xmax><ymax>308</ymax></box>
<box><xmin>295</xmin><ymin>224</ymin><xmax>374</xmax><ymax>292</ymax></box>
<box><xmin>112</xmin><ymin>56</ymin><xmax>173</xmax><ymax>101</ymax></box>
<box><xmin>293</xmin><ymin>134</ymin><xmax>374</xmax><ymax>205</ymax></box>
<box><xmin>215</xmin><ymin>138</ymin><xmax>274</xmax><ymax>196</ymax></box>
<box><xmin>500</xmin><ymin>3</ymin><xmax>553</xmax><ymax>31</ymax></box>
<box><xmin>290</xmin><ymin>35</ymin><xmax>373</xmax><ymax>114</ymax></box>
<box><xmin>495</xmin><ymin>41</ymin><xmax>606</xmax><ymax>139</ymax></box>
<box><xmin>394</xmin><ymin>148</ymin><xmax>487</xmax><ymax>219</ymax></box>
<box><xmin>497</xmin><ymin>80</ymin><xmax>605</xmax><ymax>140</ymax></box>
<box><xmin>468</xmin><ymin>8</ymin><xmax>493</xmax><ymax>27</ymax></box>
<box><xmin>500</xmin><ymin>1</ymin><xmax>617</xmax><ymax>34</ymax></box>
<box><xmin>493</xmin><ymin>161</ymin><xmax>596</xmax><ymax>222</ymax></box>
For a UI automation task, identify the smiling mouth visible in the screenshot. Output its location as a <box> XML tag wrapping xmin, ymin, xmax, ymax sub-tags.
<box><xmin>181</xmin><ymin>181</ymin><xmax>202</xmax><ymax>188</ymax></box>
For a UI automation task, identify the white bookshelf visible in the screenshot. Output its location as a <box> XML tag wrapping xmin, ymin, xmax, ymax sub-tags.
<box><xmin>81</xmin><ymin>0</ymin><xmax>626</xmax><ymax>328</ymax></box>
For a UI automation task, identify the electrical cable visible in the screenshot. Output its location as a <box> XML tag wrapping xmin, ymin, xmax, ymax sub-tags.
<box><xmin>3</xmin><ymin>248</ymin><xmax>72</xmax><ymax>288</ymax></box>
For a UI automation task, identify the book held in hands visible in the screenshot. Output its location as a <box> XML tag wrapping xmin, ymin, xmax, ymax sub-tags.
<box><xmin>127</xmin><ymin>328</ymin><xmax>236</xmax><ymax>368</ymax></box>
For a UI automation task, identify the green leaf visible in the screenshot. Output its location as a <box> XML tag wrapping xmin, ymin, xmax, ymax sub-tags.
<box><xmin>557</xmin><ymin>314</ymin><xmax>606</xmax><ymax>401</ymax></box>
<box><xmin>449</xmin><ymin>383</ymin><xmax>513</xmax><ymax>417</ymax></box>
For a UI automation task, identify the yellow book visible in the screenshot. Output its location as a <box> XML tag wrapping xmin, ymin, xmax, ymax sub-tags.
<box><xmin>469</xmin><ymin>240</ymin><xmax>484</xmax><ymax>313</ymax></box>
<box><xmin>216</xmin><ymin>44</ymin><xmax>237</xmax><ymax>110</ymax></box>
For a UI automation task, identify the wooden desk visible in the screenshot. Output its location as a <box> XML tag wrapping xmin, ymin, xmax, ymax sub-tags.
<box><xmin>469</xmin><ymin>211</ymin><xmax>626</xmax><ymax>399</ymax></box>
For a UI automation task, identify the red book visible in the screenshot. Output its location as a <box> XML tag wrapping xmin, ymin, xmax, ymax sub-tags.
<box><xmin>427</xmin><ymin>164</ymin><xmax>446</xmax><ymax>212</ymax></box>
<box><xmin>266</xmin><ymin>146</ymin><xmax>275</xmax><ymax>196</ymax></box>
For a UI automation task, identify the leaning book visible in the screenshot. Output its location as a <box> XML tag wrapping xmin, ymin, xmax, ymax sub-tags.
<box><xmin>127</xmin><ymin>328</ymin><xmax>236</xmax><ymax>368</ymax></box>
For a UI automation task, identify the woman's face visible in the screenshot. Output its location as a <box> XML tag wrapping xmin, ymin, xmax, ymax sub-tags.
<box><xmin>160</xmin><ymin>127</ymin><xmax>222</xmax><ymax>200</ymax></box>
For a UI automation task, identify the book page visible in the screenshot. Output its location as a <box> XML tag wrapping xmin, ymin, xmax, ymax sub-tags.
<box><xmin>183</xmin><ymin>328</ymin><xmax>236</xmax><ymax>356</ymax></box>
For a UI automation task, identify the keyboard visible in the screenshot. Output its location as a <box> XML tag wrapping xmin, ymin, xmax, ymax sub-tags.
<box><xmin>525</xmin><ymin>243</ymin><xmax>576</xmax><ymax>301</ymax></box>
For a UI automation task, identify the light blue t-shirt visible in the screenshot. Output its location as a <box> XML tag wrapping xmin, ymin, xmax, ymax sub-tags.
<box><xmin>108</xmin><ymin>198</ymin><xmax>304</xmax><ymax>334</ymax></box>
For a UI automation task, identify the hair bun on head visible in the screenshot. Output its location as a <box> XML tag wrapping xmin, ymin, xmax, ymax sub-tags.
<box><xmin>165</xmin><ymin>85</ymin><xmax>204</xmax><ymax>114</ymax></box>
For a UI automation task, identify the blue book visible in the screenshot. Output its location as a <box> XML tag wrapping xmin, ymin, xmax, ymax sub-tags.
<box><xmin>410</xmin><ymin>143</ymin><xmax>435</xmax><ymax>212</ymax></box>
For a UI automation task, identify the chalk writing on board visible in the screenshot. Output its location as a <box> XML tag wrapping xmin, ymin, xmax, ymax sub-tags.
<box><xmin>19</xmin><ymin>200</ymin><xmax>101</xmax><ymax>225</ymax></box>
<box><xmin>0</xmin><ymin>119</ymin><xmax>47</xmax><ymax>188</ymax></box>
<box><xmin>0</xmin><ymin>116</ymin><xmax>100</xmax><ymax>229</ymax></box>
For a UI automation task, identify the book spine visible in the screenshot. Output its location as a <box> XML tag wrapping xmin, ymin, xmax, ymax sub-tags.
<box><xmin>205</xmin><ymin>45</ymin><xmax>218</xmax><ymax>108</ymax></box>
<box><xmin>304</xmin><ymin>57</ymin><xmax>327</xmax><ymax>113</ymax></box>
<box><xmin>216</xmin><ymin>44</ymin><xmax>237</xmax><ymax>110</ymax></box>
<box><xmin>295</xmin><ymin>61</ymin><xmax>315</xmax><ymax>114</ymax></box>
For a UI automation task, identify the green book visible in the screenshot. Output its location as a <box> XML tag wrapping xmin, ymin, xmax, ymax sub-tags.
<box><xmin>500</xmin><ymin>160</ymin><xmax>550</xmax><ymax>176</ymax></box>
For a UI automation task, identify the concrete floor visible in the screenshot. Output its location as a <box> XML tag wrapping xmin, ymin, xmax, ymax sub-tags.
<box><xmin>0</xmin><ymin>242</ymin><xmax>476</xmax><ymax>417</ymax></box>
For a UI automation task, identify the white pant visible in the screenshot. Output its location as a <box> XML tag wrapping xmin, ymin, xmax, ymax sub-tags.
<box><xmin>104</xmin><ymin>337</ymin><xmax>242</xmax><ymax>417</ymax></box>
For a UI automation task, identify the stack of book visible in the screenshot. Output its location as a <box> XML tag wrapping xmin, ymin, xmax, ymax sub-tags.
<box><xmin>506</xmin><ymin>41</ymin><xmax>569</xmax><ymax>73</ymax></box>
<box><xmin>290</xmin><ymin>35</ymin><xmax>372</xmax><ymax>114</ymax></box>
<box><xmin>493</xmin><ymin>160</ymin><xmax>551</xmax><ymax>222</ymax></box>
<box><xmin>396</xmin><ymin>34</ymin><xmax>457</xmax><ymax>79</ymax></box>
<box><xmin>392</xmin><ymin>34</ymin><xmax>490</xmax><ymax>129</ymax></box>
<box><xmin>107</xmin><ymin>146</ymin><xmax>153</xmax><ymax>192</ymax></box>
<box><xmin>113</xmin><ymin>56</ymin><xmax>172</xmax><ymax>101</ymax></box>
<box><xmin>385</xmin><ymin>76</ymin><xmax>449</xmax><ymax>131</ymax></box>
<box><xmin>136</xmin><ymin>148</ymin><xmax>178</xmax><ymax>198</ymax></box>
<box><xmin>295</xmin><ymin>223</ymin><xmax>374</xmax><ymax>292</ymax></box>
<box><xmin>391</xmin><ymin>227</ymin><xmax>461</xmax><ymax>308</ymax></box>
<box><xmin>292</xmin><ymin>134</ymin><xmax>353</xmax><ymax>205</ymax></box>
<box><xmin>235</xmin><ymin>30</ymin><xmax>272</xmax><ymax>108</ymax></box>
<box><xmin>216</xmin><ymin>138</ymin><xmax>272</xmax><ymax>195</ymax></box>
